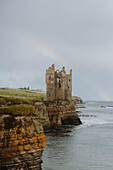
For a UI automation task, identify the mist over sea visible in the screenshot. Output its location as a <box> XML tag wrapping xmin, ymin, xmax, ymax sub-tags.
<box><xmin>42</xmin><ymin>101</ymin><xmax>113</xmax><ymax>170</ymax></box>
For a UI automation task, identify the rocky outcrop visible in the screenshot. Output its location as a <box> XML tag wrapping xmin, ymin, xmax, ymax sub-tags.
<box><xmin>46</xmin><ymin>100</ymin><xmax>82</xmax><ymax>130</ymax></box>
<box><xmin>35</xmin><ymin>102</ymin><xmax>51</xmax><ymax>132</ymax></box>
<box><xmin>72</xmin><ymin>96</ymin><xmax>84</xmax><ymax>104</ymax></box>
<box><xmin>0</xmin><ymin>96</ymin><xmax>51</xmax><ymax>132</ymax></box>
<box><xmin>0</xmin><ymin>96</ymin><xmax>47</xmax><ymax>170</ymax></box>
<box><xmin>0</xmin><ymin>114</ymin><xmax>46</xmax><ymax>170</ymax></box>
<box><xmin>0</xmin><ymin>96</ymin><xmax>82</xmax><ymax>131</ymax></box>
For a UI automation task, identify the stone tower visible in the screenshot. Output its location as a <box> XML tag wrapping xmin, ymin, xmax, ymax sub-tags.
<box><xmin>46</xmin><ymin>64</ymin><xmax>72</xmax><ymax>101</ymax></box>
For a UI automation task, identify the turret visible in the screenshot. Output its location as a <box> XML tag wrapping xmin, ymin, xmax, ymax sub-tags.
<box><xmin>62</xmin><ymin>66</ymin><xmax>65</xmax><ymax>72</ymax></box>
<box><xmin>70</xmin><ymin>69</ymin><xmax>72</xmax><ymax>75</ymax></box>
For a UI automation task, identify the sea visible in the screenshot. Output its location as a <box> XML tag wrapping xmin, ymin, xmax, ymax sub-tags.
<box><xmin>42</xmin><ymin>101</ymin><xmax>113</xmax><ymax>170</ymax></box>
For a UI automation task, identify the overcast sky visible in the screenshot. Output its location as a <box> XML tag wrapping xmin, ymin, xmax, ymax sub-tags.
<box><xmin>0</xmin><ymin>0</ymin><xmax>113</xmax><ymax>101</ymax></box>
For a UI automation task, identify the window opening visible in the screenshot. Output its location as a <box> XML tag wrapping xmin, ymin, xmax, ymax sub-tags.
<box><xmin>57</xmin><ymin>78</ymin><xmax>61</xmax><ymax>88</ymax></box>
<box><xmin>59</xmin><ymin>79</ymin><xmax>61</xmax><ymax>88</ymax></box>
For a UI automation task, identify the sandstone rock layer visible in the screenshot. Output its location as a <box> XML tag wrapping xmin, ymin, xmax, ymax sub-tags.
<box><xmin>0</xmin><ymin>115</ymin><xmax>46</xmax><ymax>170</ymax></box>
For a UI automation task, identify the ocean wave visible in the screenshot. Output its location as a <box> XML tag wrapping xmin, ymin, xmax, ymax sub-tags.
<box><xmin>85</xmin><ymin>101</ymin><xmax>95</xmax><ymax>104</ymax></box>
<box><xmin>101</xmin><ymin>105</ymin><xmax>113</xmax><ymax>109</ymax></box>
<box><xmin>79</xmin><ymin>114</ymin><xmax>96</xmax><ymax>117</ymax></box>
<box><xmin>79</xmin><ymin>118</ymin><xmax>108</xmax><ymax>128</ymax></box>
<box><xmin>106</xmin><ymin>106</ymin><xmax>113</xmax><ymax>109</ymax></box>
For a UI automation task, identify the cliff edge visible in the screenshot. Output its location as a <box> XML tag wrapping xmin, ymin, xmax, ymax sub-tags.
<box><xmin>45</xmin><ymin>100</ymin><xmax>82</xmax><ymax>130</ymax></box>
<box><xmin>0</xmin><ymin>88</ymin><xmax>82</xmax><ymax>169</ymax></box>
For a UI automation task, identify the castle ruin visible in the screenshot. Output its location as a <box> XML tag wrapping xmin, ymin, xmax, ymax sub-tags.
<box><xmin>46</xmin><ymin>64</ymin><xmax>72</xmax><ymax>101</ymax></box>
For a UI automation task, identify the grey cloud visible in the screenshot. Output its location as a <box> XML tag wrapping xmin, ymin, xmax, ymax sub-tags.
<box><xmin>0</xmin><ymin>0</ymin><xmax>113</xmax><ymax>100</ymax></box>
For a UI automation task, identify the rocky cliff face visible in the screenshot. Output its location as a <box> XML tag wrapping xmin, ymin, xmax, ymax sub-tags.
<box><xmin>0</xmin><ymin>97</ymin><xmax>48</xmax><ymax>170</ymax></box>
<box><xmin>46</xmin><ymin>100</ymin><xmax>82</xmax><ymax>130</ymax></box>
<box><xmin>0</xmin><ymin>114</ymin><xmax>46</xmax><ymax>170</ymax></box>
<box><xmin>35</xmin><ymin>102</ymin><xmax>51</xmax><ymax>132</ymax></box>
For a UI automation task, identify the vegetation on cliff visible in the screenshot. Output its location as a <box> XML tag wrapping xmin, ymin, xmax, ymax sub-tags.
<box><xmin>0</xmin><ymin>104</ymin><xmax>35</xmax><ymax>116</ymax></box>
<box><xmin>0</xmin><ymin>96</ymin><xmax>40</xmax><ymax>106</ymax></box>
<box><xmin>0</xmin><ymin>88</ymin><xmax>51</xmax><ymax>131</ymax></box>
<box><xmin>0</xmin><ymin>87</ymin><xmax>46</xmax><ymax>98</ymax></box>
<box><xmin>0</xmin><ymin>88</ymin><xmax>45</xmax><ymax>114</ymax></box>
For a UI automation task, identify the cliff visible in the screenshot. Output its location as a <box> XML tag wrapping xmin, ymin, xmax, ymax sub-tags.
<box><xmin>45</xmin><ymin>100</ymin><xmax>82</xmax><ymax>130</ymax></box>
<box><xmin>0</xmin><ymin>114</ymin><xmax>46</xmax><ymax>169</ymax></box>
<box><xmin>0</xmin><ymin>95</ymin><xmax>81</xmax><ymax>131</ymax></box>
<box><xmin>0</xmin><ymin>96</ymin><xmax>48</xmax><ymax>169</ymax></box>
<box><xmin>0</xmin><ymin>88</ymin><xmax>82</xmax><ymax>169</ymax></box>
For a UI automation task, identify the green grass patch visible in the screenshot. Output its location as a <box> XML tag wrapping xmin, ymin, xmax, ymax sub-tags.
<box><xmin>0</xmin><ymin>104</ymin><xmax>35</xmax><ymax>116</ymax></box>
<box><xmin>0</xmin><ymin>88</ymin><xmax>46</xmax><ymax>99</ymax></box>
<box><xmin>0</xmin><ymin>87</ymin><xmax>47</xmax><ymax>107</ymax></box>
<box><xmin>0</xmin><ymin>96</ymin><xmax>43</xmax><ymax>107</ymax></box>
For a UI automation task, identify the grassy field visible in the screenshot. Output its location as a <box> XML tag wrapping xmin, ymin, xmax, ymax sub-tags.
<box><xmin>0</xmin><ymin>88</ymin><xmax>46</xmax><ymax>99</ymax></box>
<box><xmin>0</xmin><ymin>88</ymin><xmax>46</xmax><ymax>116</ymax></box>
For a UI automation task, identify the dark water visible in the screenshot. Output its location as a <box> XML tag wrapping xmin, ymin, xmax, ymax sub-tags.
<box><xmin>42</xmin><ymin>101</ymin><xmax>113</xmax><ymax>170</ymax></box>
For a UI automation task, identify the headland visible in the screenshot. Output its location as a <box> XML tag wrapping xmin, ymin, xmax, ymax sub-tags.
<box><xmin>0</xmin><ymin>65</ymin><xmax>82</xmax><ymax>169</ymax></box>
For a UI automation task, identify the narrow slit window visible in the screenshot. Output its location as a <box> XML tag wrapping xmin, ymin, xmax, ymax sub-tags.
<box><xmin>59</xmin><ymin>79</ymin><xmax>61</xmax><ymax>88</ymax></box>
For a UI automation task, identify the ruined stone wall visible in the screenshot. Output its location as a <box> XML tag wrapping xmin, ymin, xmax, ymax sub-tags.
<box><xmin>55</xmin><ymin>71</ymin><xmax>66</xmax><ymax>100</ymax></box>
<box><xmin>65</xmin><ymin>70</ymin><xmax>72</xmax><ymax>101</ymax></box>
<box><xmin>46</xmin><ymin>64</ymin><xmax>55</xmax><ymax>101</ymax></box>
<box><xmin>46</xmin><ymin>65</ymin><xmax>72</xmax><ymax>101</ymax></box>
<box><xmin>47</xmin><ymin>103</ymin><xmax>76</xmax><ymax>116</ymax></box>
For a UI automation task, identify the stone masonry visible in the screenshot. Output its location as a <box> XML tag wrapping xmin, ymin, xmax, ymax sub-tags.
<box><xmin>46</xmin><ymin>64</ymin><xmax>72</xmax><ymax>101</ymax></box>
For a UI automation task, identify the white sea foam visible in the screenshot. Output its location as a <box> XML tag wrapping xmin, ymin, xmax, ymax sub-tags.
<box><xmin>83</xmin><ymin>118</ymin><xmax>107</xmax><ymax>127</ymax></box>
<box><xmin>106</xmin><ymin>106</ymin><xmax>113</xmax><ymax>109</ymax></box>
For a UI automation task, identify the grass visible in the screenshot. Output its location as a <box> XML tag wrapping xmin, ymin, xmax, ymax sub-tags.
<box><xmin>0</xmin><ymin>88</ymin><xmax>46</xmax><ymax>116</ymax></box>
<box><xmin>0</xmin><ymin>96</ymin><xmax>43</xmax><ymax>107</ymax></box>
<box><xmin>0</xmin><ymin>88</ymin><xmax>46</xmax><ymax>99</ymax></box>
<box><xmin>0</xmin><ymin>104</ymin><xmax>35</xmax><ymax>116</ymax></box>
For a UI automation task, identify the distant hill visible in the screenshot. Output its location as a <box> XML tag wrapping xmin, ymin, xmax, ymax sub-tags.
<box><xmin>72</xmin><ymin>96</ymin><xmax>84</xmax><ymax>103</ymax></box>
